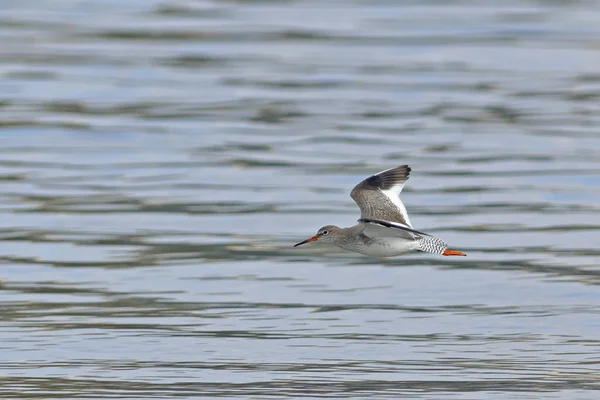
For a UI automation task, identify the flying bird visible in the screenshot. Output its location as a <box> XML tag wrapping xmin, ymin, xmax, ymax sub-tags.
<box><xmin>294</xmin><ymin>165</ymin><xmax>466</xmax><ymax>257</ymax></box>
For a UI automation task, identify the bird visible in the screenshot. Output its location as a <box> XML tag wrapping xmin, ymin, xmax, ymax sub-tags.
<box><xmin>294</xmin><ymin>165</ymin><xmax>466</xmax><ymax>257</ymax></box>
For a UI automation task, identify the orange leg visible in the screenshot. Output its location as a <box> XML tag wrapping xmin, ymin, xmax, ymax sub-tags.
<box><xmin>443</xmin><ymin>249</ymin><xmax>466</xmax><ymax>256</ymax></box>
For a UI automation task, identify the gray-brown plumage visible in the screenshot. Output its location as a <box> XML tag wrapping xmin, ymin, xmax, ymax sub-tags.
<box><xmin>294</xmin><ymin>165</ymin><xmax>466</xmax><ymax>258</ymax></box>
<box><xmin>350</xmin><ymin>165</ymin><xmax>412</xmax><ymax>227</ymax></box>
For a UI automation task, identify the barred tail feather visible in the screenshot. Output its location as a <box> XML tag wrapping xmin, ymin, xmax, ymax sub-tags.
<box><xmin>416</xmin><ymin>236</ymin><xmax>447</xmax><ymax>255</ymax></box>
<box><xmin>417</xmin><ymin>236</ymin><xmax>466</xmax><ymax>256</ymax></box>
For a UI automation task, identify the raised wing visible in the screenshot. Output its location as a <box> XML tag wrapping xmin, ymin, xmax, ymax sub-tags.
<box><xmin>350</xmin><ymin>165</ymin><xmax>413</xmax><ymax>227</ymax></box>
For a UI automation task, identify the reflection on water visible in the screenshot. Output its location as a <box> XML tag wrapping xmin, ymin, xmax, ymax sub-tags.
<box><xmin>1</xmin><ymin>0</ymin><xmax>600</xmax><ymax>398</ymax></box>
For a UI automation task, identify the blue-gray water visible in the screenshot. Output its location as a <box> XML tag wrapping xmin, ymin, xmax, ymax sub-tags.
<box><xmin>1</xmin><ymin>0</ymin><xmax>600</xmax><ymax>399</ymax></box>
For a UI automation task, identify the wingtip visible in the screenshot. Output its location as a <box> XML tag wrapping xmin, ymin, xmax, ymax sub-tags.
<box><xmin>443</xmin><ymin>249</ymin><xmax>467</xmax><ymax>256</ymax></box>
<box><xmin>386</xmin><ymin>164</ymin><xmax>411</xmax><ymax>176</ymax></box>
<box><xmin>371</xmin><ymin>165</ymin><xmax>412</xmax><ymax>187</ymax></box>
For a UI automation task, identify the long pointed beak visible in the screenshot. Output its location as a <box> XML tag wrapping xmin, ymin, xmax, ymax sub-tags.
<box><xmin>294</xmin><ymin>235</ymin><xmax>319</xmax><ymax>247</ymax></box>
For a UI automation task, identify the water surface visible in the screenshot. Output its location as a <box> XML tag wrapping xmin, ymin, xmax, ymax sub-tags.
<box><xmin>1</xmin><ymin>0</ymin><xmax>600</xmax><ymax>398</ymax></box>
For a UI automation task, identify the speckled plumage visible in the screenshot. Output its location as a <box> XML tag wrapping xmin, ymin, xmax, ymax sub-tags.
<box><xmin>350</xmin><ymin>165</ymin><xmax>412</xmax><ymax>227</ymax></box>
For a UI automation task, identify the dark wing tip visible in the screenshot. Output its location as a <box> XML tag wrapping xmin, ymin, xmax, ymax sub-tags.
<box><xmin>363</xmin><ymin>165</ymin><xmax>411</xmax><ymax>190</ymax></box>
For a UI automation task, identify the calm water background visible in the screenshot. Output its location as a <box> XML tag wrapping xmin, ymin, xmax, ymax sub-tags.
<box><xmin>1</xmin><ymin>0</ymin><xmax>600</xmax><ymax>398</ymax></box>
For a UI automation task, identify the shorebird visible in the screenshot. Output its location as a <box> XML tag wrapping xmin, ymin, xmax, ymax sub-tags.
<box><xmin>294</xmin><ymin>165</ymin><xmax>466</xmax><ymax>257</ymax></box>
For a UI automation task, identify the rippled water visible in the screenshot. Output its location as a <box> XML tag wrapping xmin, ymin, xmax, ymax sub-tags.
<box><xmin>1</xmin><ymin>0</ymin><xmax>600</xmax><ymax>398</ymax></box>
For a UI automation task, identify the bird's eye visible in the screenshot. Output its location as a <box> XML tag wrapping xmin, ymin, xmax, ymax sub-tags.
<box><xmin>321</xmin><ymin>230</ymin><xmax>329</xmax><ymax>235</ymax></box>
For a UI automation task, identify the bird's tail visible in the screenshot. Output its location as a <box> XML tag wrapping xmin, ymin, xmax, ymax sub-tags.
<box><xmin>417</xmin><ymin>236</ymin><xmax>466</xmax><ymax>256</ymax></box>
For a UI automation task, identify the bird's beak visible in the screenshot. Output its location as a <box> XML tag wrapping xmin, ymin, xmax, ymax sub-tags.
<box><xmin>294</xmin><ymin>235</ymin><xmax>319</xmax><ymax>247</ymax></box>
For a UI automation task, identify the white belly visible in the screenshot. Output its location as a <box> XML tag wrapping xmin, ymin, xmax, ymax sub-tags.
<box><xmin>341</xmin><ymin>237</ymin><xmax>418</xmax><ymax>257</ymax></box>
